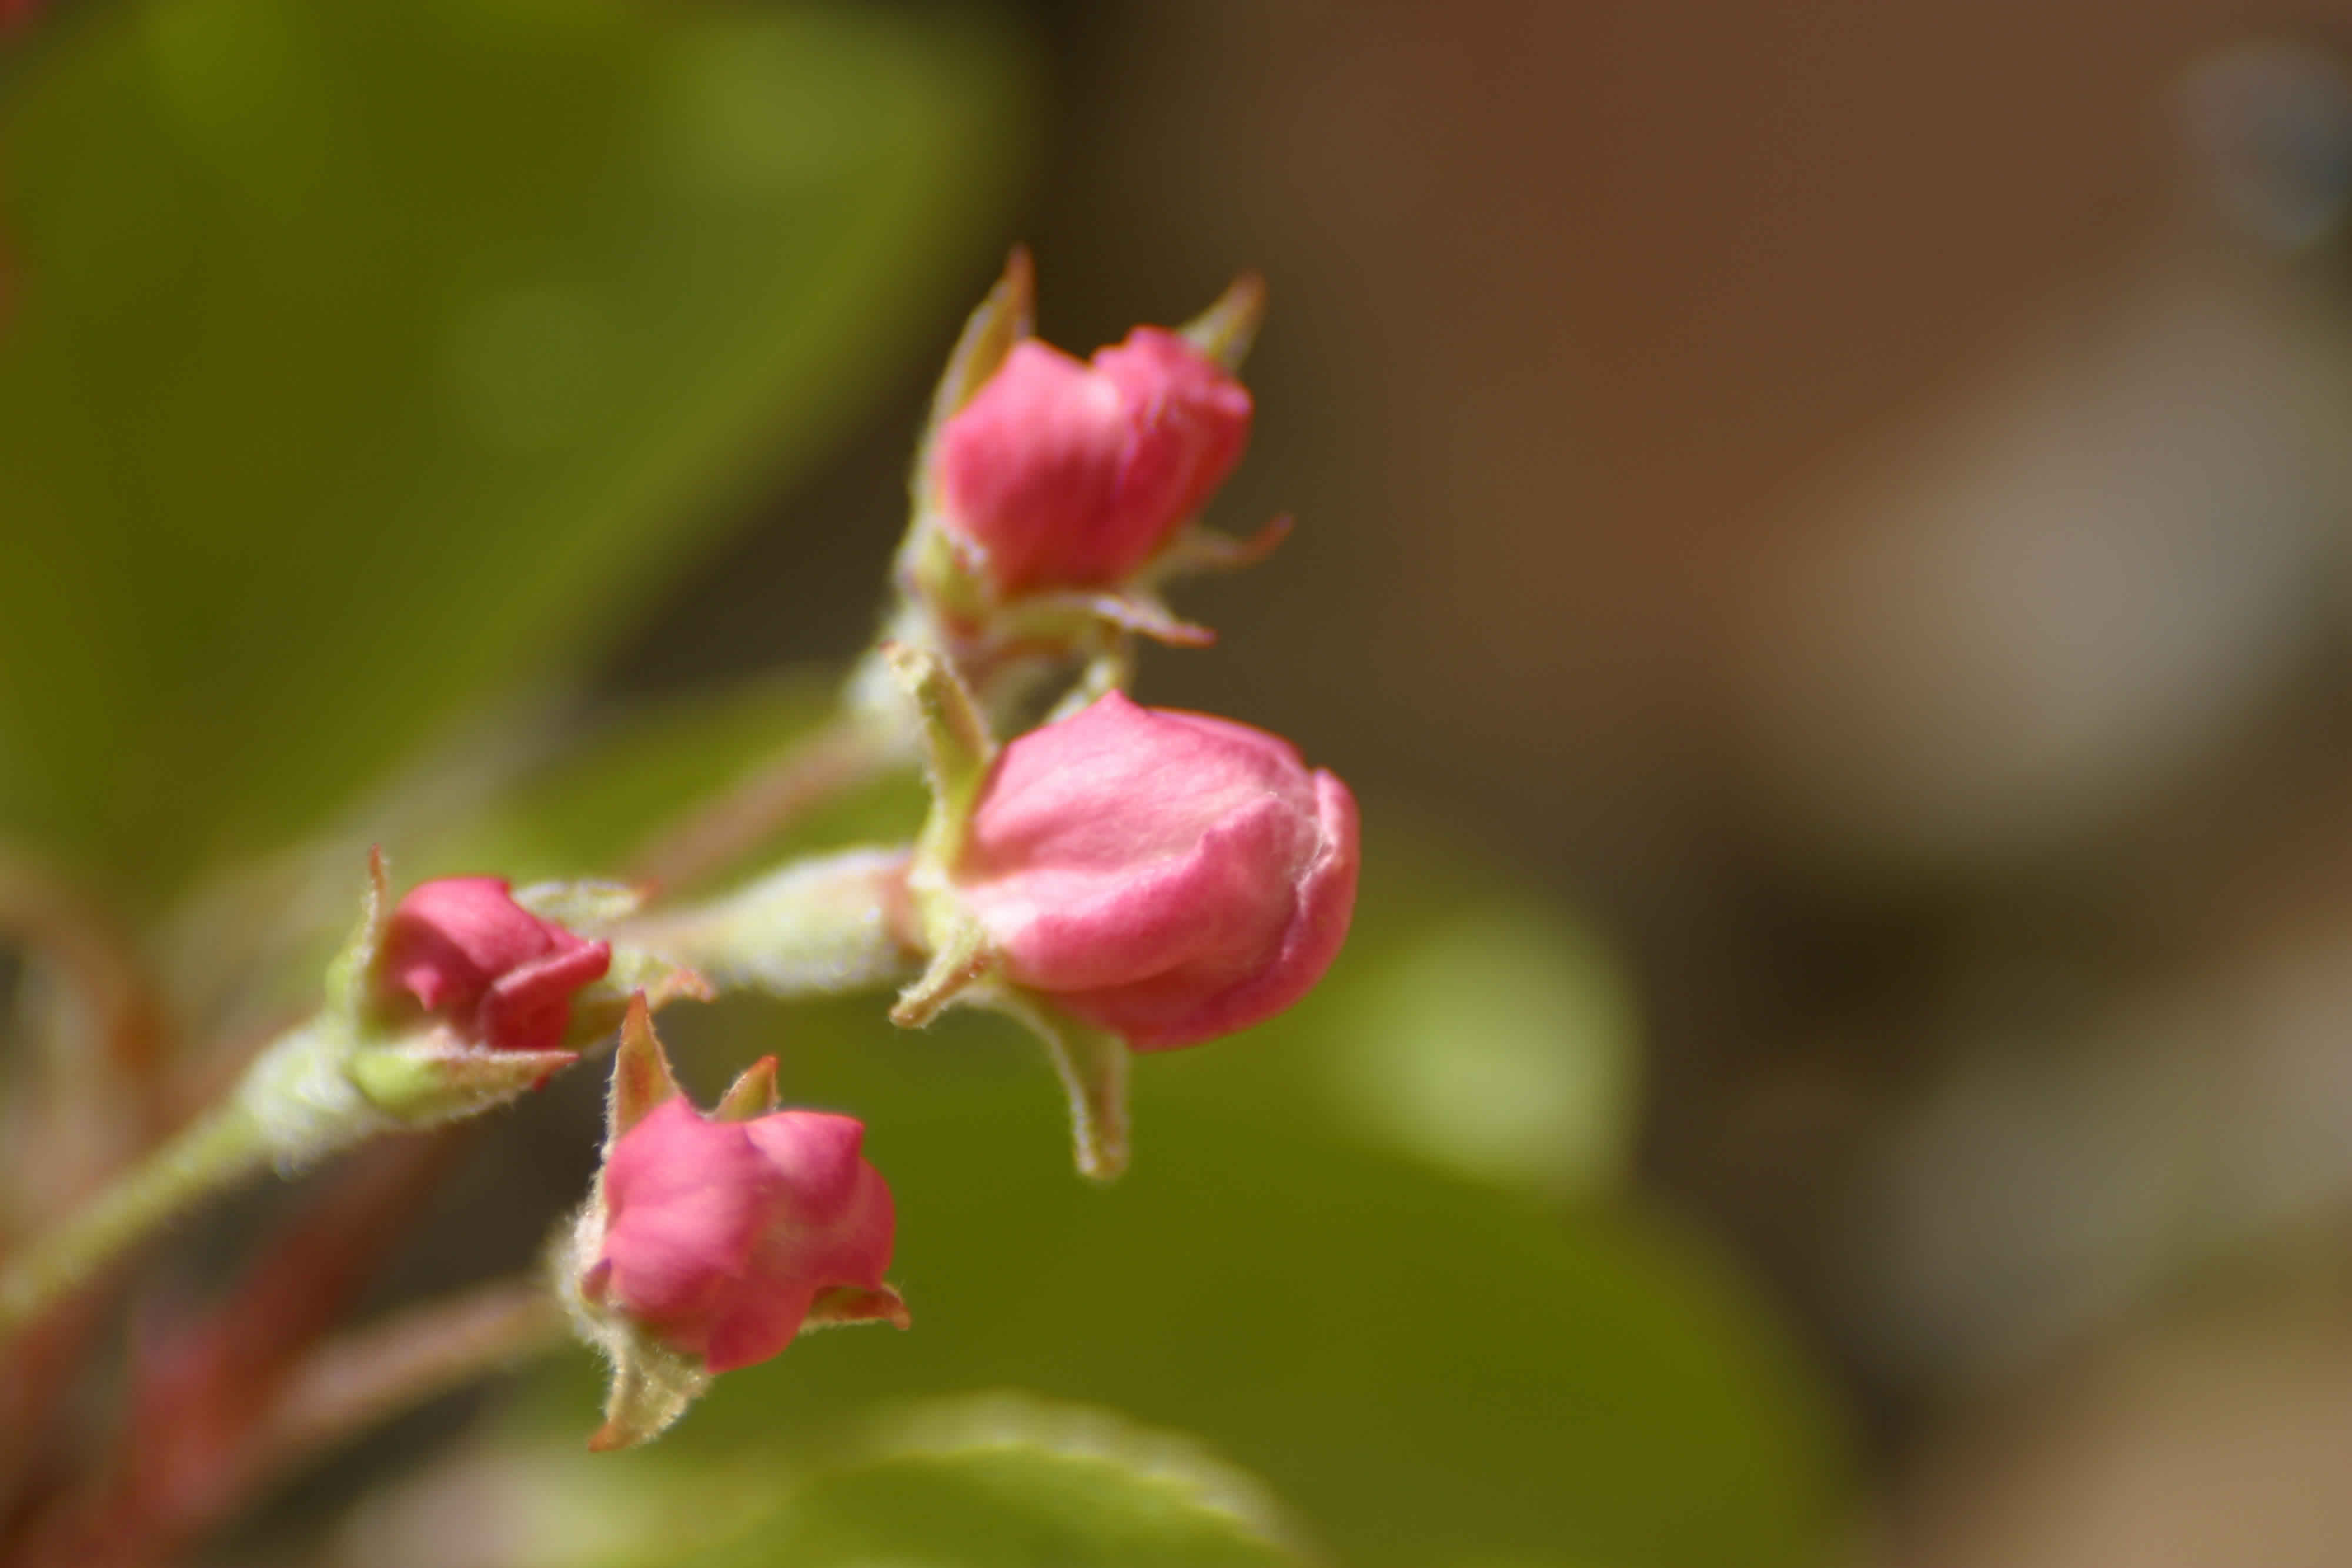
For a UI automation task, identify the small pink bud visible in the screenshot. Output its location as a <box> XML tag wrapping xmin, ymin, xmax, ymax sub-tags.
<box><xmin>584</xmin><ymin>1099</ymin><xmax>896</xmax><ymax>1373</ymax></box>
<box><xmin>377</xmin><ymin>877</ymin><xmax>611</xmax><ymax>1054</ymax></box>
<box><xmin>953</xmin><ymin>691</ymin><xmax>1359</xmax><ymax>1050</ymax></box>
<box><xmin>934</xmin><ymin>328</ymin><xmax>1252</xmax><ymax>596</ymax></box>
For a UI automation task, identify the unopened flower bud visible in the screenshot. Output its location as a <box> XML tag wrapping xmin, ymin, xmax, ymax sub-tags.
<box><xmin>933</xmin><ymin>328</ymin><xmax>1251</xmax><ymax>597</ymax></box>
<box><xmin>377</xmin><ymin>877</ymin><xmax>610</xmax><ymax>1054</ymax></box>
<box><xmin>582</xmin><ymin>1098</ymin><xmax>897</xmax><ymax>1374</ymax></box>
<box><xmin>946</xmin><ymin>691</ymin><xmax>1358</xmax><ymax>1050</ymax></box>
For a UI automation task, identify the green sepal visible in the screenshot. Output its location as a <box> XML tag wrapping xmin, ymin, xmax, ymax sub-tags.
<box><xmin>567</xmin><ymin>943</ymin><xmax>713</xmax><ymax>1052</ymax></box>
<box><xmin>910</xmin><ymin>246</ymin><xmax>1035</xmax><ymax>495</ymax></box>
<box><xmin>322</xmin><ymin>847</ymin><xmax>394</xmax><ymax>1025</ymax></box>
<box><xmin>1009</xmin><ymin>587</ymin><xmax>1212</xmax><ymax>650</ymax></box>
<box><xmin>889</xmin><ymin>912</ymin><xmax>995</xmax><ymax>1029</ymax></box>
<box><xmin>1150</xmin><ymin>513</ymin><xmax>1292</xmax><ymax>583</ymax></box>
<box><xmin>512</xmin><ymin>878</ymin><xmax>649</xmax><ymax>932</ymax></box>
<box><xmin>1179</xmin><ymin>271</ymin><xmax>1269</xmax><ymax>372</ymax></box>
<box><xmin>605</xmin><ymin>994</ymin><xmax>684</xmax><ymax>1147</ymax></box>
<box><xmin>585</xmin><ymin>1328</ymin><xmax>711</xmax><ymax>1454</ymax></box>
<box><xmin>992</xmin><ymin>995</ymin><xmax>1132</xmax><ymax>1182</ymax></box>
<box><xmin>801</xmin><ymin>1282</ymin><xmax>912</xmax><ymax>1334</ymax></box>
<box><xmin>346</xmin><ymin>1035</ymin><xmax>579</xmax><ymax>1127</ymax></box>
<box><xmin>885</xmin><ymin>642</ymin><xmax>997</xmax><ymax>841</ymax></box>
<box><xmin>711</xmin><ymin>1055</ymin><xmax>781</xmax><ymax>1122</ymax></box>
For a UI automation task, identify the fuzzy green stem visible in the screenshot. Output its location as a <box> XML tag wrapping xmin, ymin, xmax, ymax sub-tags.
<box><xmin>620</xmin><ymin>847</ymin><xmax>920</xmax><ymax>1001</ymax></box>
<box><xmin>0</xmin><ymin>1096</ymin><xmax>266</xmax><ymax>1337</ymax></box>
<box><xmin>0</xmin><ymin>1015</ymin><xmax>395</xmax><ymax>1340</ymax></box>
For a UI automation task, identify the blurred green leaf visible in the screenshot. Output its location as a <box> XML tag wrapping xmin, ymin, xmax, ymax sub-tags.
<box><xmin>0</xmin><ymin>0</ymin><xmax>1030</xmax><ymax>908</ymax></box>
<box><xmin>353</xmin><ymin>1397</ymin><xmax>1311</xmax><ymax>1568</ymax></box>
<box><xmin>1321</xmin><ymin>903</ymin><xmax>1638</xmax><ymax>1196</ymax></box>
<box><xmin>753</xmin><ymin>1091</ymin><xmax>1845</xmax><ymax>1568</ymax></box>
<box><xmin>682</xmin><ymin>1395</ymin><xmax>1312</xmax><ymax>1568</ymax></box>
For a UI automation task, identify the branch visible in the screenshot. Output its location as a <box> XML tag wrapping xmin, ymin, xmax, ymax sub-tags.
<box><xmin>256</xmin><ymin>1275</ymin><xmax>566</xmax><ymax>1474</ymax></box>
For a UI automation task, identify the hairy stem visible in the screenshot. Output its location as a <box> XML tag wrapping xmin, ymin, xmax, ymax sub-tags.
<box><xmin>0</xmin><ymin>1098</ymin><xmax>265</xmax><ymax>1338</ymax></box>
<box><xmin>620</xmin><ymin>846</ymin><xmax>920</xmax><ymax>1001</ymax></box>
<box><xmin>8</xmin><ymin>1137</ymin><xmax>465</xmax><ymax>1568</ymax></box>
<box><xmin>0</xmin><ymin>1016</ymin><xmax>387</xmax><ymax>1342</ymax></box>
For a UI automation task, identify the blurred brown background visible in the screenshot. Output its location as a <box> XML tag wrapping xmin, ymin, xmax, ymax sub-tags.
<box><xmin>613</xmin><ymin>4</ymin><xmax>2352</xmax><ymax>1561</ymax></box>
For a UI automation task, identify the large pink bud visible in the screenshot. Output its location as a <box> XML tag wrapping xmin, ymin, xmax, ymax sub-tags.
<box><xmin>583</xmin><ymin>1099</ymin><xmax>896</xmax><ymax>1374</ymax></box>
<box><xmin>377</xmin><ymin>877</ymin><xmax>611</xmax><ymax>1054</ymax></box>
<box><xmin>953</xmin><ymin>691</ymin><xmax>1359</xmax><ymax>1050</ymax></box>
<box><xmin>933</xmin><ymin>328</ymin><xmax>1252</xmax><ymax>596</ymax></box>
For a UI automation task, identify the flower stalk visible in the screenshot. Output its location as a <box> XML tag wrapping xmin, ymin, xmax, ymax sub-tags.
<box><xmin>257</xmin><ymin>1275</ymin><xmax>569</xmax><ymax>1469</ymax></box>
<box><xmin>0</xmin><ymin>1092</ymin><xmax>267</xmax><ymax>1338</ymax></box>
<box><xmin>0</xmin><ymin>1007</ymin><xmax>436</xmax><ymax>1339</ymax></box>
<box><xmin>618</xmin><ymin>846</ymin><xmax>919</xmax><ymax>1001</ymax></box>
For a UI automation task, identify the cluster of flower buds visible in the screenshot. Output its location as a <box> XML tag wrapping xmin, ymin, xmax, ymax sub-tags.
<box><xmin>843</xmin><ymin>258</ymin><xmax>1359</xmax><ymax>1180</ymax></box>
<box><xmin>211</xmin><ymin>258</ymin><xmax>1359</xmax><ymax>1450</ymax></box>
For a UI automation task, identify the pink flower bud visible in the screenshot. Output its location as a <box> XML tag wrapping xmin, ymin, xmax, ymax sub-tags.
<box><xmin>953</xmin><ymin>691</ymin><xmax>1359</xmax><ymax>1050</ymax></box>
<box><xmin>583</xmin><ymin>1099</ymin><xmax>896</xmax><ymax>1373</ymax></box>
<box><xmin>377</xmin><ymin>877</ymin><xmax>611</xmax><ymax>1054</ymax></box>
<box><xmin>933</xmin><ymin>328</ymin><xmax>1252</xmax><ymax>596</ymax></box>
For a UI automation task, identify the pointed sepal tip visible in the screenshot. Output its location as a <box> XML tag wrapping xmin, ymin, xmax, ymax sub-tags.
<box><xmin>711</xmin><ymin>1056</ymin><xmax>781</xmax><ymax>1122</ymax></box>
<box><xmin>1180</xmin><ymin>271</ymin><xmax>1268</xmax><ymax>372</ymax></box>
<box><xmin>607</xmin><ymin>994</ymin><xmax>683</xmax><ymax>1145</ymax></box>
<box><xmin>801</xmin><ymin>1282</ymin><xmax>912</xmax><ymax>1334</ymax></box>
<box><xmin>890</xmin><ymin>920</ymin><xmax>994</xmax><ymax>1029</ymax></box>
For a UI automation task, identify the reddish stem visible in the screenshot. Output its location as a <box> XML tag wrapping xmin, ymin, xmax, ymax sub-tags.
<box><xmin>6</xmin><ymin>1132</ymin><xmax>462</xmax><ymax>1568</ymax></box>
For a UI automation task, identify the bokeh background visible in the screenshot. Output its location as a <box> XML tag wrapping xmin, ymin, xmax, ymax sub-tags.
<box><xmin>12</xmin><ymin>1</ymin><xmax>2352</xmax><ymax>1564</ymax></box>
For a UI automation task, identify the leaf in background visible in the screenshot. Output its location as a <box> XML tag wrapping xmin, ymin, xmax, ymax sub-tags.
<box><xmin>0</xmin><ymin>0</ymin><xmax>1030</xmax><ymax>909</ymax></box>
<box><xmin>328</xmin><ymin>1396</ymin><xmax>1312</xmax><ymax>1568</ymax></box>
<box><xmin>1319</xmin><ymin>902</ymin><xmax>1638</xmax><ymax>1198</ymax></box>
<box><xmin>739</xmin><ymin>1088</ymin><xmax>1846</xmax><ymax>1568</ymax></box>
<box><xmin>685</xmin><ymin>1394</ymin><xmax>1314</xmax><ymax>1568</ymax></box>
